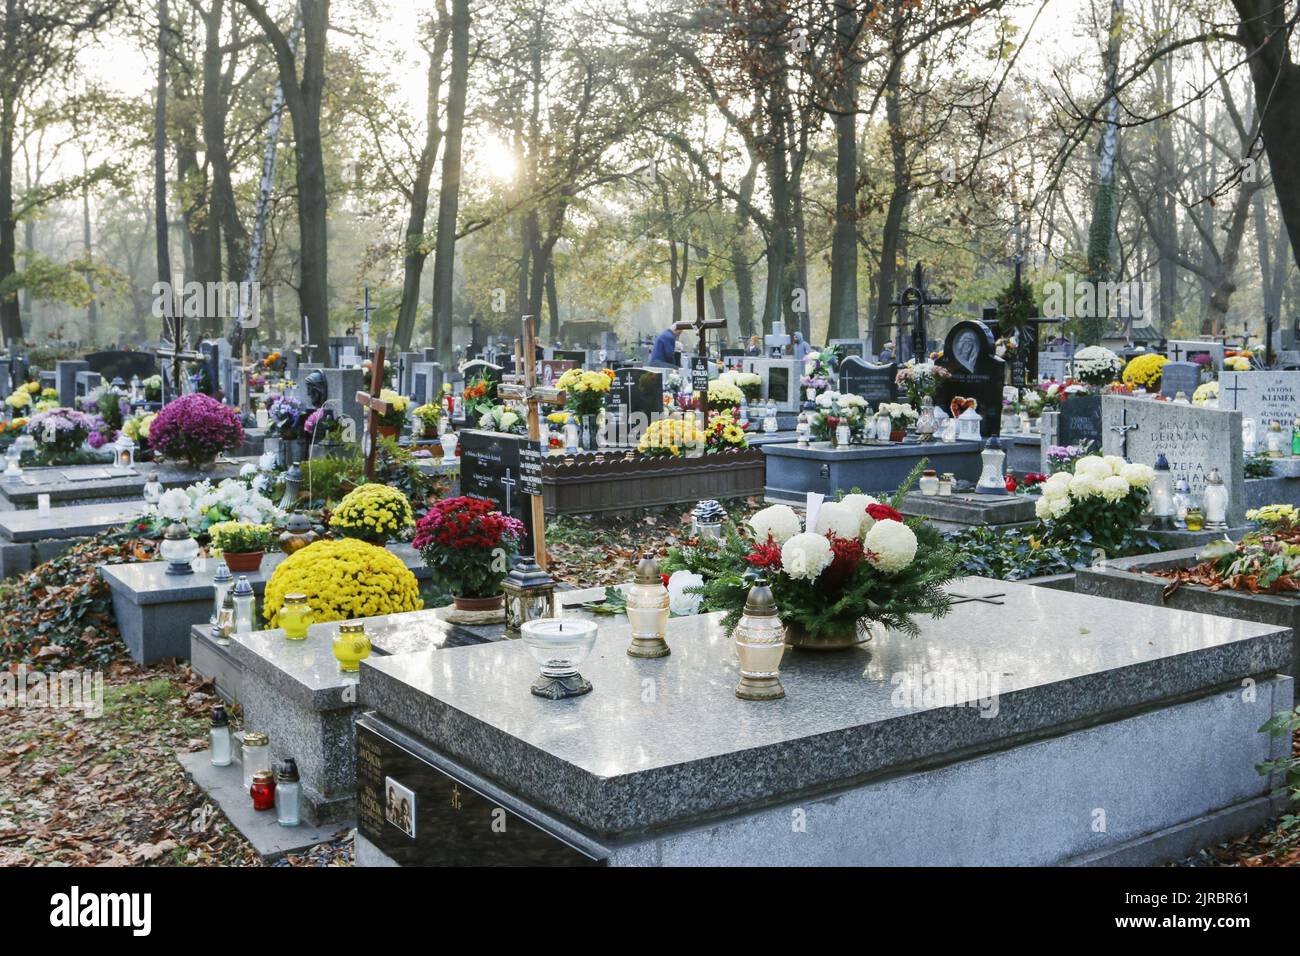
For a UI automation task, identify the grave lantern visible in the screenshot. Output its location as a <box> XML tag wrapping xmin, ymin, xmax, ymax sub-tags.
<box><xmin>211</xmin><ymin>564</ymin><xmax>233</xmax><ymax>624</ymax></box>
<box><xmin>114</xmin><ymin>434</ymin><xmax>135</xmax><ymax>469</ymax></box>
<box><xmin>625</xmin><ymin>553</ymin><xmax>670</xmax><ymax>659</ymax></box>
<box><xmin>733</xmin><ymin>577</ymin><xmax>786</xmax><ymax>701</ymax></box>
<box><xmin>691</xmin><ymin>499</ymin><xmax>727</xmax><ymax>540</ymax></box>
<box><xmin>1172</xmin><ymin>477</ymin><xmax>1192</xmax><ymax>529</ymax></box>
<box><xmin>232</xmin><ymin>576</ymin><xmax>256</xmax><ymax>632</ymax></box>
<box><xmin>1267</xmin><ymin>420</ymin><xmax>1284</xmax><ymax>458</ymax></box>
<box><xmin>142</xmin><ymin>471</ymin><xmax>163</xmax><ymax>506</ymax></box>
<box><xmin>3</xmin><ymin>444</ymin><xmax>21</xmax><ymax>482</ymax></box>
<box><xmin>956</xmin><ymin>406</ymin><xmax>982</xmax><ymax>442</ymax></box>
<box><xmin>975</xmin><ymin>437</ymin><xmax>1009</xmax><ymax>495</ymax></box>
<box><xmin>1242</xmin><ymin>417</ymin><xmax>1256</xmax><ymax>454</ymax></box>
<box><xmin>1203</xmin><ymin>468</ymin><xmax>1229</xmax><ymax>530</ymax></box>
<box><xmin>130</xmin><ymin>374</ymin><xmax>143</xmax><ymax>403</ymax></box>
<box><xmin>161</xmin><ymin>521</ymin><xmax>199</xmax><ymax>575</ymax></box>
<box><xmin>279</xmin><ymin>463</ymin><xmax>303</xmax><ymax>511</ymax></box>
<box><xmin>503</xmin><ymin>557</ymin><xmax>557</xmax><ymax>634</ymax></box>
<box><xmin>1148</xmin><ymin>454</ymin><xmax>1175</xmax><ymax>529</ymax></box>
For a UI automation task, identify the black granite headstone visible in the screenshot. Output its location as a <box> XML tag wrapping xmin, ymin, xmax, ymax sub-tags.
<box><xmin>838</xmin><ymin>357</ymin><xmax>898</xmax><ymax>404</ymax></box>
<box><xmin>935</xmin><ymin>320</ymin><xmax>1006</xmax><ymax>437</ymax></box>
<box><xmin>613</xmin><ymin>366</ymin><xmax>665</xmax><ymax>421</ymax></box>
<box><xmin>1057</xmin><ymin>393</ymin><xmax>1104</xmax><ymax>450</ymax></box>
<box><xmin>83</xmin><ymin>350</ymin><xmax>157</xmax><ymax>383</ymax></box>
<box><xmin>457</xmin><ymin>429</ymin><xmax>535</xmax><ymax>554</ymax></box>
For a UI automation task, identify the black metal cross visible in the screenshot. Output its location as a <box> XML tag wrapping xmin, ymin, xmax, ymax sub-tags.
<box><xmin>1168</xmin><ymin>342</ymin><xmax>1185</xmax><ymax>362</ymax></box>
<box><xmin>890</xmin><ymin>262</ymin><xmax>951</xmax><ymax>360</ymax></box>
<box><xmin>155</xmin><ymin>313</ymin><xmax>203</xmax><ymax>395</ymax></box>
<box><xmin>674</xmin><ymin>276</ymin><xmax>727</xmax><ymax>360</ymax></box>
<box><xmin>1222</xmin><ymin>376</ymin><xmax>1248</xmax><ymax>409</ymax></box>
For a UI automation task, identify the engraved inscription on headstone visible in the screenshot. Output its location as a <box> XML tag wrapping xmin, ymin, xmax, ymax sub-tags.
<box><xmin>1220</xmin><ymin>370</ymin><xmax>1300</xmax><ymax>447</ymax></box>
<box><xmin>838</xmin><ymin>357</ymin><xmax>898</xmax><ymax>405</ymax></box>
<box><xmin>1159</xmin><ymin>361</ymin><xmax>1201</xmax><ymax>400</ymax></box>
<box><xmin>458</xmin><ymin>429</ymin><xmax>535</xmax><ymax>553</ymax></box>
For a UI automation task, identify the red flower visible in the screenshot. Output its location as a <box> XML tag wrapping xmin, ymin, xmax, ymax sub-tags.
<box><xmin>866</xmin><ymin>503</ymin><xmax>903</xmax><ymax>523</ymax></box>
<box><xmin>745</xmin><ymin>539</ymin><xmax>783</xmax><ymax>571</ymax></box>
<box><xmin>661</xmin><ymin>573</ymin><xmax>670</xmax><ymax>587</ymax></box>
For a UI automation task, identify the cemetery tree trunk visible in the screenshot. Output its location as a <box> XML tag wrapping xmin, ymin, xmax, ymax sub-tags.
<box><xmin>394</xmin><ymin>8</ymin><xmax>449</xmax><ymax>352</ymax></box>
<box><xmin>1232</xmin><ymin>0</ymin><xmax>1300</xmax><ymax>277</ymax></box>
<box><xmin>429</xmin><ymin>0</ymin><xmax>469</xmax><ymax>362</ymax></box>
<box><xmin>827</xmin><ymin>0</ymin><xmax>860</xmax><ymax>344</ymax></box>
<box><xmin>239</xmin><ymin>0</ymin><xmax>330</xmax><ymax>364</ymax></box>
<box><xmin>201</xmin><ymin>0</ymin><xmax>249</xmax><ymax>284</ymax></box>
<box><xmin>874</xmin><ymin>53</ymin><xmax>908</xmax><ymax>354</ymax></box>
<box><xmin>0</xmin><ymin>88</ymin><xmax>17</xmax><ymax>344</ymax></box>
<box><xmin>730</xmin><ymin>159</ymin><xmax>758</xmax><ymax>340</ymax></box>
<box><xmin>1082</xmin><ymin>0</ymin><xmax>1124</xmax><ymax>346</ymax></box>
<box><xmin>153</xmin><ymin>0</ymin><xmax>172</xmax><ymax>314</ymax></box>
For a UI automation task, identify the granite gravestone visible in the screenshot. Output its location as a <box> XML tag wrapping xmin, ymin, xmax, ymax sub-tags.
<box><xmin>742</xmin><ymin>357</ymin><xmax>802</xmax><ymax>412</ymax></box>
<box><xmin>328</xmin><ymin>336</ymin><xmax>361</xmax><ymax>368</ymax></box>
<box><xmin>539</xmin><ymin>360</ymin><xmax>577</xmax><ymax>387</ymax></box>
<box><xmin>1166</xmin><ymin>339</ymin><xmax>1225</xmax><ymax>371</ymax></box>
<box><xmin>935</xmin><ymin>320</ymin><xmax>1006</xmax><ymax>437</ymax></box>
<box><xmin>612</xmin><ymin>367</ymin><xmax>664</xmax><ymax>422</ymax></box>
<box><xmin>838</xmin><ymin>358</ymin><xmax>898</xmax><ymax>405</ymax></box>
<box><xmin>1101</xmin><ymin>395</ymin><xmax>1244</xmax><ymax>524</ymax></box>
<box><xmin>1159</xmin><ymin>361</ymin><xmax>1201</xmax><ymax>400</ymax></box>
<box><xmin>56</xmin><ymin>360</ymin><xmax>89</xmax><ymax>407</ymax></box>
<box><xmin>84</xmin><ymin>350</ymin><xmax>157</xmax><ymax>383</ymax></box>
<box><xmin>457</xmin><ymin>430</ymin><xmax>536</xmax><ymax>554</ymax></box>
<box><xmin>1219</xmin><ymin>370</ymin><xmax>1300</xmax><ymax>448</ymax></box>
<box><xmin>720</xmin><ymin>348</ymin><xmax>746</xmax><ymax>370</ymax></box>
<box><xmin>829</xmin><ymin>339</ymin><xmax>870</xmax><ymax>360</ymax></box>
<box><xmin>411</xmin><ymin>363</ymin><xmax>444</xmax><ymax>407</ymax></box>
<box><xmin>1057</xmin><ymin>393</ymin><xmax>1104</xmax><ymax>451</ymax></box>
<box><xmin>74</xmin><ymin>370</ymin><xmax>101</xmax><ymax>400</ymax></box>
<box><xmin>396</xmin><ymin>352</ymin><xmax>422</xmax><ymax>397</ymax></box>
<box><xmin>322</xmin><ymin>367</ymin><xmax>366</xmax><ymax>437</ymax></box>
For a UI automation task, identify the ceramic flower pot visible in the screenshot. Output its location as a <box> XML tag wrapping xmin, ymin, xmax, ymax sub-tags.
<box><xmin>785</xmin><ymin>621</ymin><xmax>868</xmax><ymax>651</ymax></box>
<box><xmin>890</xmin><ymin>429</ymin><xmax>905</xmax><ymax>443</ymax></box>
<box><xmin>422</xmin><ymin>425</ymin><xmax>439</xmax><ymax>440</ymax></box>
<box><xmin>223</xmin><ymin>550</ymin><xmax>265</xmax><ymax>573</ymax></box>
<box><xmin>454</xmin><ymin>593</ymin><xmax>505</xmax><ymax>613</ymax></box>
<box><xmin>377</xmin><ymin>424</ymin><xmax>400</xmax><ymax>439</ymax></box>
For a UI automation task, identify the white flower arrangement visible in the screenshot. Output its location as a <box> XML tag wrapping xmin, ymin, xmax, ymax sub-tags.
<box><xmin>839</xmin><ymin>493</ymin><xmax>880</xmax><ymax>534</ymax></box>
<box><xmin>780</xmin><ymin>532</ymin><xmax>834</xmax><ymax>580</ymax></box>
<box><xmin>814</xmin><ymin>390</ymin><xmax>867</xmax><ymax>411</ymax></box>
<box><xmin>150</xmin><ymin>478</ymin><xmax>283</xmax><ymax>534</ymax></box>
<box><xmin>813</xmin><ymin>501</ymin><xmax>861</xmax><ymax>539</ymax></box>
<box><xmin>749</xmin><ymin>504</ymin><xmax>802</xmax><ymax>545</ymax></box>
<box><xmin>666</xmin><ymin>570</ymin><xmax>704</xmax><ymax>616</ymax></box>
<box><xmin>863</xmin><ymin>519</ymin><xmax>918</xmax><ymax>572</ymax></box>
<box><xmin>877</xmin><ymin>402</ymin><xmax>918</xmax><ymax>421</ymax></box>
<box><xmin>1072</xmin><ymin>346</ymin><xmax>1124</xmax><ymax>386</ymax></box>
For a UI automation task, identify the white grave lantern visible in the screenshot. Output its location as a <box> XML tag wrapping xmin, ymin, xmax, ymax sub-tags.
<box><xmin>1149</xmin><ymin>454</ymin><xmax>1174</xmax><ymax>528</ymax></box>
<box><xmin>1203</xmin><ymin>468</ymin><xmax>1229</xmax><ymax>529</ymax></box>
<box><xmin>956</xmin><ymin>406</ymin><xmax>982</xmax><ymax>441</ymax></box>
<box><xmin>975</xmin><ymin>437</ymin><xmax>1009</xmax><ymax>495</ymax></box>
<box><xmin>1242</xmin><ymin>418</ymin><xmax>1256</xmax><ymax>454</ymax></box>
<box><xmin>114</xmin><ymin>434</ymin><xmax>136</xmax><ymax>469</ymax></box>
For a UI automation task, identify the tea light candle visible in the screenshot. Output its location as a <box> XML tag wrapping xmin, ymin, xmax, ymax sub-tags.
<box><xmin>520</xmin><ymin>618</ymin><xmax>597</xmax><ymax>699</ymax></box>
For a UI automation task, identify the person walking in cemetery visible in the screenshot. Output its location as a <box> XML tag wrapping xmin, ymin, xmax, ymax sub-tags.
<box><xmin>648</xmin><ymin>322</ymin><xmax>680</xmax><ymax>367</ymax></box>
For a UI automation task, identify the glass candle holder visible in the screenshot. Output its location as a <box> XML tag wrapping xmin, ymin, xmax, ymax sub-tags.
<box><xmin>626</xmin><ymin>554</ymin><xmax>670</xmax><ymax>659</ymax></box>
<box><xmin>241</xmin><ymin>731</ymin><xmax>270</xmax><ymax>790</ymax></box>
<box><xmin>733</xmin><ymin>578</ymin><xmax>786</xmax><ymax>701</ymax></box>
<box><xmin>333</xmin><ymin>620</ymin><xmax>372</xmax><ymax>672</ymax></box>
<box><xmin>521</xmin><ymin>618</ymin><xmax>597</xmax><ymax>699</ymax></box>
<box><xmin>279</xmin><ymin>593</ymin><xmax>313</xmax><ymax>640</ymax></box>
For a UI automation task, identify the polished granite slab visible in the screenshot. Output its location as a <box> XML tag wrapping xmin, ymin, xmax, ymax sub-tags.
<box><xmin>0</xmin><ymin>501</ymin><xmax>144</xmax><ymax>542</ymax></box>
<box><xmin>361</xmin><ymin>577</ymin><xmax>1294</xmax><ymax>837</ymax></box>
<box><xmin>0</xmin><ymin>457</ymin><xmax>257</xmax><ymax>509</ymax></box>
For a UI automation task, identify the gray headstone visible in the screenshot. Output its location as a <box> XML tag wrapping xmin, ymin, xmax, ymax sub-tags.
<box><xmin>74</xmin><ymin>370</ymin><xmax>101</xmax><ymax>400</ymax></box>
<box><xmin>1159</xmin><ymin>361</ymin><xmax>1201</xmax><ymax>399</ymax></box>
<box><xmin>741</xmin><ymin>357</ymin><xmax>802</xmax><ymax>412</ymax></box>
<box><xmin>838</xmin><ymin>357</ymin><xmax>898</xmax><ymax>404</ymax></box>
<box><xmin>1219</xmin><ymin>370</ymin><xmax>1300</xmax><ymax>448</ymax></box>
<box><xmin>411</xmin><ymin>363</ymin><xmax>444</xmax><ymax>406</ymax></box>
<box><xmin>293</xmin><ymin>364</ymin><xmax>325</xmax><ymax>406</ymax></box>
<box><xmin>322</xmin><ymin>367</ymin><xmax>367</xmax><ymax>437</ymax></box>
<box><xmin>1166</xmin><ymin>339</ymin><xmax>1225</xmax><ymax>371</ymax></box>
<box><xmin>396</xmin><ymin>352</ymin><xmax>422</xmax><ymax>397</ymax></box>
<box><xmin>56</xmin><ymin>360</ymin><xmax>89</xmax><ymax>407</ymax></box>
<box><xmin>1102</xmin><ymin>395</ymin><xmax>1243</xmax><ymax>524</ymax></box>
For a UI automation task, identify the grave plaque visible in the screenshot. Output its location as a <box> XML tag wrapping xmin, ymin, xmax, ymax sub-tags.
<box><xmin>539</xmin><ymin>359</ymin><xmax>577</xmax><ymax>386</ymax></box>
<box><xmin>1159</xmin><ymin>361</ymin><xmax>1201</xmax><ymax>400</ymax></box>
<box><xmin>934</xmin><ymin>320</ymin><xmax>1006</xmax><ymax>437</ymax></box>
<box><xmin>1057</xmin><ymin>394</ymin><xmax>1104</xmax><ymax>450</ymax></box>
<box><xmin>356</xmin><ymin>720</ymin><xmax>600</xmax><ymax>866</ymax></box>
<box><xmin>519</xmin><ymin>441</ymin><xmax>544</xmax><ymax>498</ymax></box>
<box><xmin>1102</xmin><ymin>395</ymin><xmax>1243</xmax><ymax>524</ymax></box>
<box><xmin>1220</xmin><ymin>370</ymin><xmax>1300</xmax><ymax>447</ymax></box>
<box><xmin>458</xmin><ymin>429</ymin><xmax>535</xmax><ymax>553</ymax></box>
<box><xmin>74</xmin><ymin>370</ymin><xmax>101</xmax><ymax>400</ymax></box>
<box><xmin>838</xmin><ymin>357</ymin><xmax>898</xmax><ymax>405</ymax></box>
<box><xmin>83</xmin><ymin>350</ymin><xmax>156</xmax><ymax>383</ymax></box>
<box><xmin>690</xmin><ymin>355</ymin><xmax>710</xmax><ymax>394</ymax></box>
<box><xmin>411</xmin><ymin>362</ymin><xmax>444</xmax><ymax>407</ymax></box>
<box><xmin>829</xmin><ymin>338</ymin><xmax>870</xmax><ymax>360</ymax></box>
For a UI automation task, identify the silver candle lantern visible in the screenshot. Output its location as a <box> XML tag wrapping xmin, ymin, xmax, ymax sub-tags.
<box><xmin>626</xmin><ymin>553</ymin><xmax>670</xmax><ymax>659</ymax></box>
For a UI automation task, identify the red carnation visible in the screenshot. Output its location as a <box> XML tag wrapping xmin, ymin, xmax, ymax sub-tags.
<box><xmin>866</xmin><ymin>503</ymin><xmax>903</xmax><ymax>523</ymax></box>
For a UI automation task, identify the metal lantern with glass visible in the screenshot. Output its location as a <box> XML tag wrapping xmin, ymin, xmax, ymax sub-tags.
<box><xmin>502</xmin><ymin>558</ymin><xmax>557</xmax><ymax>634</ymax></box>
<box><xmin>161</xmin><ymin>521</ymin><xmax>199</xmax><ymax>575</ymax></box>
<box><xmin>625</xmin><ymin>553</ymin><xmax>670</xmax><ymax>659</ymax></box>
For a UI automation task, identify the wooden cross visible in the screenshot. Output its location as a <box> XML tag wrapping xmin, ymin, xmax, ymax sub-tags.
<box><xmin>497</xmin><ymin>315</ymin><xmax>564</xmax><ymax>569</ymax></box>
<box><xmin>674</xmin><ymin>276</ymin><xmax>727</xmax><ymax>360</ymax></box>
<box><xmin>354</xmin><ymin>343</ymin><xmax>390</xmax><ymax>480</ymax></box>
<box><xmin>156</xmin><ymin>313</ymin><xmax>203</xmax><ymax>396</ymax></box>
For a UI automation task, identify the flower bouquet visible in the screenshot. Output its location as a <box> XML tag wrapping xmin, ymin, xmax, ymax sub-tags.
<box><xmin>267</xmin><ymin>394</ymin><xmax>308</xmax><ymax>439</ymax></box>
<box><xmin>84</xmin><ymin>385</ymin><xmax>129</xmax><ymax>433</ymax></box>
<box><xmin>413</xmin><ymin>495</ymin><xmax>523</xmax><ymax>605</ymax></box>
<box><xmin>151</xmin><ymin>477</ymin><xmax>283</xmax><ymax>536</ymax></box>
<box><xmin>149</xmin><ymin>393</ymin><xmax>244</xmax><ymax>468</ymax></box>
<box><xmin>1192</xmin><ymin>380</ymin><xmax>1219</xmax><ymax>407</ymax></box>
<box><xmin>1032</xmin><ymin>454</ymin><xmax>1156</xmax><ymax>557</ymax></box>
<box><xmin>477</xmin><ymin>403</ymin><xmax>527</xmax><ymax>435</ymax></box>
<box><xmin>706</xmin><ymin>376</ymin><xmax>744</xmax><ymax>412</ymax></box>
<box><xmin>304</xmin><ymin>406</ymin><xmax>343</xmax><ymax>443</ymax></box>
<box><xmin>26</xmin><ymin>407</ymin><xmax>95</xmax><ymax>458</ymax></box>
<box><xmin>704</xmin><ymin>410</ymin><xmax>749</xmax><ymax>452</ymax></box>
<box><xmin>413</xmin><ymin>402</ymin><xmax>442</xmax><ymax>437</ymax></box>
<box><xmin>555</xmin><ymin>367</ymin><xmax>614</xmax><ymax>417</ymax></box>
<box><xmin>122</xmin><ymin>411</ymin><xmax>157</xmax><ymax>449</ymax></box>
<box><xmin>878</xmin><ymin>401</ymin><xmax>918</xmax><ymax>439</ymax></box>
<box><xmin>376</xmin><ymin>390</ymin><xmax>409</xmax><ymax>433</ymax></box>
<box><xmin>3</xmin><ymin>380</ymin><xmax>40</xmax><ymax>413</ymax></box>
<box><xmin>800</xmin><ymin>349</ymin><xmax>837</xmax><ymax>400</ymax></box>
<box><xmin>637</xmin><ymin>416</ymin><xmax>706</xmax><ymax>457</ymax></box>
<box><xmin>329</xmin><ymin>483</ymin><xmax>415</xmax><ymax>544</ymax></box>
<box><xmin>811</xmin><ymin>391</ymin><xmax>868</xmax><ymax>441</ymax></box>
<box><xmin>684</xmin><ymin>473</ymin><xmax>957</xmax><ymax>648</ymax></box>
<box><xmin>1071</xmin><ymin>346</ymin><xmax>1124</xmax><ymax>388</ymax></box>
<box><xmin>895</xmin><ymin>361</ymin><xmax>950</xmax><ymax>408</ymax></box>
<box><xmin>264</xmin><ymin>538</ymin><xmax>423</xmax><ymax>627</ymax></box>
<box><xmin>720</xmin><ymin>370</ymin><xmax>761</xmax><ymax>401</ymax></box>
<box><xmin>143</xmin><ymin>375</ymin><xmax>163</xmax><ymax>402</ymax></box>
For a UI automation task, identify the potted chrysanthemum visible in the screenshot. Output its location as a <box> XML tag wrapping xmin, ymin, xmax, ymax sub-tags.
<box><xmin>413</xmin><ymin>495</ymin><xmax>523</xmax><ymax>612</ymax></box>
<box><xmin>149</xmin><ymin>393</ymin><xmax>244</xmax><ymax>469</ymax></box>
<box><xmin>328</xmin><ymin>483</ymin><xmax>415</xmax><ymax>545</ymax></box>
<box><xmin>209</xmin><ymin>520</ymin><xmax>275</xmax><ymax>572</ymax></box>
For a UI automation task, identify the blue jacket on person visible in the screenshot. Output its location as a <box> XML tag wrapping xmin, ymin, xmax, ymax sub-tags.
<box><xmin>649</xmin><ymin>328</ymin><xmax>678</xmax><ymax>366</ymax></box>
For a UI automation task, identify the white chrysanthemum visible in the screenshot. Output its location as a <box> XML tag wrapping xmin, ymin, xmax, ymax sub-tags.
<box><xmin>1042</xmin><ymin>472</ymin><xmax>1072</xmax><ymax>500</ymax></box>
<box><xmin>1120</xmin><ymin>463</ymin><xmax>1154</xmax><ymax>488</ymax></box>
<box><xmin>1068</xmin><ymin>473</ymin><xmax>1102</xmax><ymax>498</ymax></box>
<box><xmin>750</xmin><ymin>504</ymin><xmax>802</xmax><ymax>545</ymax></box>
<box><xmin>839</xmin><ymin>493</ymin><xmax>879</xmax><ymax>534</ymax></box>
<box><xmin>863</xmin><ymin>519</ymin><xmax>918</xmax><ymax>573</ymax></box>
<box><xmin>815</xmin><ymin>501</ymin><xmax>861</xmax><ymax>539</ymax></box>
<box><xmin>780</xmin><ymin>532</ymin><xmax>834</xmax><ymax>580</ymax></box>
<box><xmin>1034</xmin><ymin>496</ymin><xmax>1051</xmax><ymax>520</ymax></box>
<box><xmin>1074</xmin><ymin>456</ymin><xmax>1112</xmax><ymax>479</ymax></box>
<box><xmin>666</xmin><ymin>571</ymin><xmax>704</xmax><ymax>616</ymax></box>
<box><xmin>157</xmin><ymin>488</ymin><xmax>190</xmax><ymax>521</ymax></box>
<box><xmin>1102</xmin><ymin>455</ymin><xmax>1127</xmax><ymax>476</ymax></box>
<box><xmin>1049</xmin><ymin>496</ymin><xmax>1073</xmax><ymax>518</ymax></box>
<box><xmin>1100</xmin><ymin>475</ymin><xmax>1131</xmax><ymax>502</ymax></box>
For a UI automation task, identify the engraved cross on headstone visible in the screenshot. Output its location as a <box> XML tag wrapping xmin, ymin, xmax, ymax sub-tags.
<box><xmin>500</xmin><ymin>468</ymin><xmax>517</xmax><ymax>516</ymax></box>
<box><xmin>1222</xmin><ymin>376</ymin><xmax>1248</xmax><ymax>409</ymax></box>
